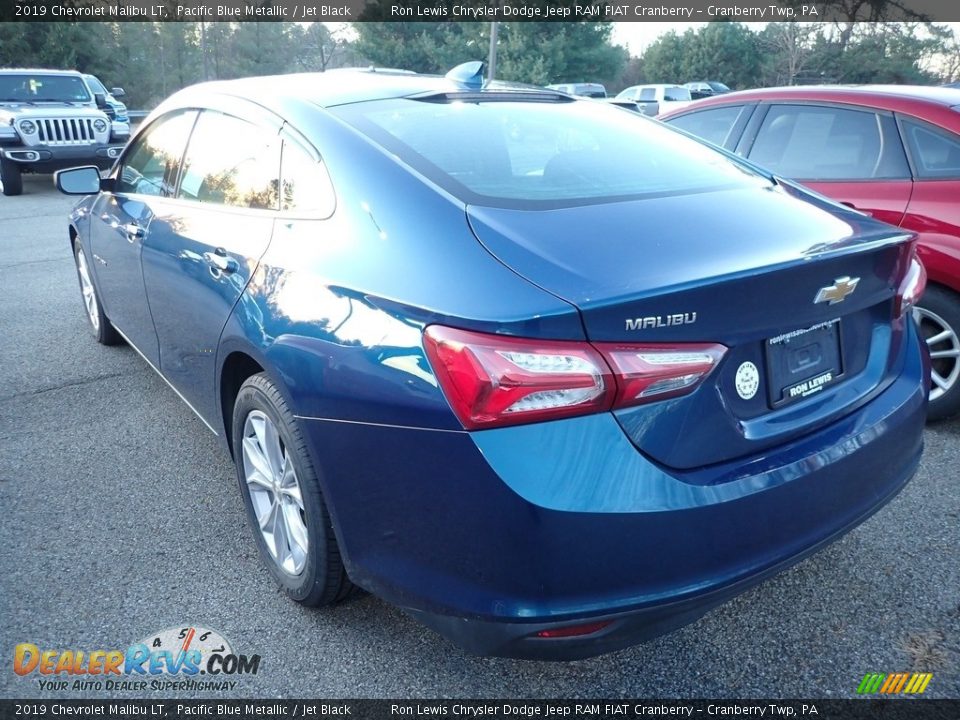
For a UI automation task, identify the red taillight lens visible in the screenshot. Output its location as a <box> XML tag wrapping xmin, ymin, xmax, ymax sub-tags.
<box><xmin>595</xmin><ymin>343</ymin><xmax>727</xmax><ymax>408</ymax></box>
<box><xmin>423</xmin><ymin>325</ymin><xmax>728</xmax><ymax>429</ymax></box>
<box><xmin>895</xmin><ymin>255</ymin><xmax>927</xmax><ymax>318</ymax></box>
<box><xmin>422</xmin><ymin>326</ymin><xmax>615</xmax><ymax>429</ymax></box>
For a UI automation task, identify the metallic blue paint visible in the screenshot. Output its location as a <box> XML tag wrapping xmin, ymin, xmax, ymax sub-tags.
<box><xmin>64</xmin><ymin>70</ymin><xmax>929</xmax><ymax>659</ymax></box>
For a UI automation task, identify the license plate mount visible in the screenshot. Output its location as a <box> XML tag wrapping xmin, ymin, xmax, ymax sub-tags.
<box><xmin>765</xmin><ymin>319</ymin><xmax>844</xmax><ymax>408</ymax></box>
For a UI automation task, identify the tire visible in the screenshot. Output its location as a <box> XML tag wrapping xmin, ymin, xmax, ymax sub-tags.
<box><xmin>1</xmin><ymin>158</ymin><xmax>23</xmax><ymax>196</ymax></box>
<box><xmin>913</xmin><ymin>284</ymin><xmax>960</xmax><ymax>421</ymax></box>
<box><xmin>73</xmin><ymin>241</ymin><xmax>120</xmax><ymax>345</ymax></box>
<box><xmin>232</xmin><ymin>373</ymin><xmax>355</xmax><ymax>606</ymax></box>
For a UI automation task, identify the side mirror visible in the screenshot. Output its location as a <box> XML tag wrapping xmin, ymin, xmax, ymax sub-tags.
<box><xmin>94</xmin><ymin>92</ymin><xmax>107</xmax><ymax>108</ymax></box>
<box><xmin>56</xmin><ymin>166</ymin><xmax>103</xmax><ymax>195</ymax></box>
<box><xmin>111</xmin><ymin>87</ymin><xmax>126</xmax><ymax>98</ymax></box>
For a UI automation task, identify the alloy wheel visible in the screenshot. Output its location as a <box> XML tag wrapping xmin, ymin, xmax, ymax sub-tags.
<box><xmin>241</xmin><ymin>410</ymin><xmax>309</xmax><ymax>576</ymax></box>
<box><xmin>913</xmin><ymin>305</ymin><xmax>960</xmax><ymax>402</ymax></box>
<box><xmin>75</xmin><ymin>248</ymin><xmax>100</xmax><ymax>333</ymax></box>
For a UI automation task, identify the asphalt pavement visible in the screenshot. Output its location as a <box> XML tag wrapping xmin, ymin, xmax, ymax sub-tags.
<box><xmin>1</xmin><ymin>177</ymin><xmax>958</xmax><ymax>699</ymax></box>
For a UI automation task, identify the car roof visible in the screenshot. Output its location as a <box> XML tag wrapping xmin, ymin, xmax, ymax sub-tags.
<box><xmin>165</xmin><ymin>68</ymin><xmax>557</xmax><ymax>112</ymax></box>
<box><xmin>684</xmin><ymin>84</ymin><xmax>960</xmax><ymax>108</ymax></box>
<box><xmin>628</xmin><ymin>84</ymin><xmax>684</xmax><ymax>90</ymax></box>
<box><xmin>0</xmin><ymin>68</ymin><xmax>83</xmax><ymax>76</ymax></box>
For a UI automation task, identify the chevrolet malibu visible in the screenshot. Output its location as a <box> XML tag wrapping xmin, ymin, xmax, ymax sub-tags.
<box><xmin>56</xmin><ymin>65</ymin><xmax>929</xmax><ymax>660</ymax></box>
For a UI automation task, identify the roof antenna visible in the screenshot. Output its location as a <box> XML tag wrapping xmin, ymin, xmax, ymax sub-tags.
<box><xmin>445</xmin><ymin>61</ymin><xmax>486</xmax><ymax>90</ymax></box>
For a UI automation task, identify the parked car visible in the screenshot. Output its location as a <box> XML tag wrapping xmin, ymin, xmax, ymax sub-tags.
<box><xmin>0</xmin><ymin>69</ymin><xmax>127</xmax><ymax>196</ymax></box>
<box><xmin>56</xmin><ymin>65</ymin><xmax>928</xmax><ymax>659</ymax></box>
<box><xmin>660</xmin><ymin>85</ymin><xmax>960</xmax><ymax>420</ymax></box>
<box><xmin>684</xmin><ymin>81</ymin><xmax>732</xmax><ymax>100</ymax></box>
<box><xmin>545</xmin><ymin>82</ymin><xmax>607</xmax><ymax>98</ymax></box>
<box><xmin>616</xmin><ymin>84</ymin><xmax>694</xmax><ymax>116</ymax></box>
<box><xmin>82</xmin><ymin>73</ymin><xmax>130</xmax><ymax>123</ymax></box>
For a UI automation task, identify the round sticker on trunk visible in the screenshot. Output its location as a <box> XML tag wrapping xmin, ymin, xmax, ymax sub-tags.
<box><xmin>735</xmin><ymin>361</ymin><xmax>760</xmax><ymax>400</ymax></box>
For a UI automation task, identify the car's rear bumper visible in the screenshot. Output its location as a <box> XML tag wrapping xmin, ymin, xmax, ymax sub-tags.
<box><xmin>298</xmin><ymin>320</ymin><xmax>928</xmax><ymax>659</ymax></box>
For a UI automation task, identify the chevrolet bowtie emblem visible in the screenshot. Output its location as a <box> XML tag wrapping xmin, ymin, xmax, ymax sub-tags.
<box><xmin>815</xmin><ymin>276</ymin><xmax>860</xmax><ymax>305</ymax></box>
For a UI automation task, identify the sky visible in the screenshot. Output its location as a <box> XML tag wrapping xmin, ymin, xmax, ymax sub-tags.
<box><xmin>610</xmin><ymin>21</ymin><xmax>960</xmax><ymax>55</ymax></box>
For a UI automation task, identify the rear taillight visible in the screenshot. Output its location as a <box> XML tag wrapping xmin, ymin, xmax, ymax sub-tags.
<box><xmin>895</xmin><ymin>255</ymin><xmax>927</xmax><ymax>318</ymax></box>
<box><xmin>595</xmin><ymin>343</ymin><xmax>727</xmax><ymax>408</ymax></box>
<box><xmin>423</xmin><ymin>325</ymin><xmax>727</xmax><ymax>429</ymax></box>
<box><xmin>422</xmin><ymin>326</ymin><xmax>614</xmax><ymax>429</ymax></box>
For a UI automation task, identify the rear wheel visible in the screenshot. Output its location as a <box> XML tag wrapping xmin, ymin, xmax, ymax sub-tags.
<box><xmin>0</xmin><ymin>158</ymin><xmax>22</xmax><ymax>196</ymax></box>
<box><xmin>232</xmin><ymin>373</ymin><xmax>355</xmax><ymax>606</ymax></box>
<box><xmin>73</xmin><ymin>241</ymin><xmax>120</xmax><ymax>345</ymax></box>
<box><xmin>913</xmin><ymin>284</ymin><xmax>960</xmax><ymax>421</ymax></box>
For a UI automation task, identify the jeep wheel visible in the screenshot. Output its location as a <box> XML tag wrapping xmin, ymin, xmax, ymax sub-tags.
<box><xmin>0</xmin><ymin>158</ymin><xmax>23</xmax><ymax>196</ymax></box>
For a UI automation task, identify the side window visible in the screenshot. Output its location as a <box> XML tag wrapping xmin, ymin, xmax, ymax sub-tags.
<box><xmin>901</xmin><ymin>119</ymin><xmax>960</xmax><ymax>179</ymax></box>
<box><xmin>178</xmin><ymin>111</ymin><xmax>280</xmax><ymax>210</ymax></box>
<box><xmin>115</xmin><ymin>110</ymin><xmax>196</xmax><ymax>197</ymax></box>
<box><xmin>280</xmin><ymin>141</ymin><xmax>336</xmax><ymax>216</ymax></box>
<box><xmin>748</xmin><ymin>104</ymin><xmax>909</xmax><ymax>181</ymax></box>
<box><xmin>639</xmin><ymin>88</ymin><xmax>656</xmax><ymax>102</ymax></box>
<box><xmin>667</xmin><ymin>106</ymin><xmax>745</xmax><ymax>148</ymax></box>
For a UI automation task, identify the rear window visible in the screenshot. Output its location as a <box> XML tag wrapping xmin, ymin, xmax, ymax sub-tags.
<box><xmin>335</xmin><ymin>97</ymin><xmax>768</xmax><ymax>209</ymax></box>
<box><xmin>664</xmin><ymin>88</ymin><xmax>692</xmax><ymax>102</ymax></box>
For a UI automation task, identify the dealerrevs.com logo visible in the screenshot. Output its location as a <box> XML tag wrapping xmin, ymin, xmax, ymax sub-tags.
<box><xmin>13</xmin><ymin>626</ymin><xmax>261</xmax><ymax>692</ymax></box>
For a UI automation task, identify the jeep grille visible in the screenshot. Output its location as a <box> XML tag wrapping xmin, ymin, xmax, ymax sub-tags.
<box><xmin>35</xmin><ymin>117</ymin><xmax>98</xmax><ymax>145</ymax></box>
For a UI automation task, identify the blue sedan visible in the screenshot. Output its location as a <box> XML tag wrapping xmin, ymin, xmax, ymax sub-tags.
<box><xmin>56</xmin><ymin>64</ymin><xmax>929</xmax><ymax>659</ymax></box>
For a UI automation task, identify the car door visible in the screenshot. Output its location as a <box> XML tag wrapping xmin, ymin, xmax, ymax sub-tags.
<box><xmin>88</xmin><ymin>109</ymin><xmax>198</xmax><ymax>365</ymax></box>
<box><xmin>740</xmin><ymin>103</ymin><xmax>913</xmax><ymax>227</ymax></box>
<box><xmin>897</xmin><ymin>116</ymin><xmax>960</xmax><ymax>285</ymax></box>
<box><xmin>140</xmin><ymin>108</ymin><xmax>282</xmax><ymax>426</ymax></box>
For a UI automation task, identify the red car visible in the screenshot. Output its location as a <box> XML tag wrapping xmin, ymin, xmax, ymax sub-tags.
<box><xmin>662</xmin><ymin>86</ymin><xmax>960</xmax><ymax>420</ymax></box>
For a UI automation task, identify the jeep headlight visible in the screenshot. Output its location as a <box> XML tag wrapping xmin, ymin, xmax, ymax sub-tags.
<box><xmin>93</xmin><ymin>119</ymin><xmax>107</xmax><ymax>133</ymax></box>
<box><xmin>19</xmin><ymin>120</ymin><xmax>36</xmax><ymax>135</ymax></box>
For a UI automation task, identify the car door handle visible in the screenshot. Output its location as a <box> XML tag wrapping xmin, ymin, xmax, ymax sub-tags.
<box><xmin>203</xmin><ymin>249</ymin><xmax>238</xmax><ymax>274</ymax></box>
<box><xmin>123</xmin><ymin>223</ymin><xmax>145</xmax><ymax>242</ymax></box>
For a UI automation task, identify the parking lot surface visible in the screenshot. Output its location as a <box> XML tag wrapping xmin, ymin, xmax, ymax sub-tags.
<box><xmin>1</xmin><ymin>178</ymin><xmax>958</xmax><ymax>699</ymax></box>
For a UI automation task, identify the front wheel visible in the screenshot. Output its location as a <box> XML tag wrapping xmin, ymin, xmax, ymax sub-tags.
<box><xmin>913</xmin><ymin>284</ymin><xmax>960</xmax><ymax>421</ymax></box>
<box><xmin>232</xmin><ymin>373</ymin><xmax>355</xmax><ymax>606</ymax></box>
<box><xmin>0</xmin><ymin>158</ymin><xmax>22</xmax><ymax>196</ymax></box>
<box><xmin>73</xmin><ymin>241</ymin><xmax>120</xmax><ymax>345</ymax></box>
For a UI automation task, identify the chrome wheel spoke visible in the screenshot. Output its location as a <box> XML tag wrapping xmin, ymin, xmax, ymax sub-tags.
<box><xmin>926</xmin><ymin>328</ymin><xmax>955</xmax><ymax>347</ymax></box>
<box><xmin>932</xmin><ymin>372</ymin><xmax>951</xmax><ymax>391</ymax></box>
<box><xmin>930</xmin><ymin>348</ymin><xmax>960</xmax><ymax>360</ymax></box>
<box><xmin>242</xmin><ymin>410</ymin><xmax>309</xmax><ymax>576</ymax></box>
<box><xmin>76</xmin><ymin>250</ymin><xmax>99</xmax><ymax>331</ymax></box>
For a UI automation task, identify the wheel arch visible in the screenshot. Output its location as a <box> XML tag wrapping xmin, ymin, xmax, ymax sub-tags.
<box><xmin>218</xmin><ymin>349</ymin><xmax>267</xmax><ymax>458</ymax></box>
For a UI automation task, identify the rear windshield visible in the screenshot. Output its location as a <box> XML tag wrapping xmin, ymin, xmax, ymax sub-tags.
<box><xmin>0</xmin><ymin>74</ymin><xmax>91</xmax><ymax>103</ymax></box>
<box><xmin>335</xmin><ymin>97</ymin><xmax>767</xmax><ymax>209</ymax></box>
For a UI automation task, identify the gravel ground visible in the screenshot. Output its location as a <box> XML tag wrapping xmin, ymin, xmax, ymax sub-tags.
<box><xmin>1</xmin><ymin>177</ymin><xmax>957</xmax><ymax>700</ymax></box>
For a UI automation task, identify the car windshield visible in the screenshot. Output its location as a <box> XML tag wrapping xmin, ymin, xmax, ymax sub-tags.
<box><xmin>709</xmin><ymin>82</ymin><xmax>731</xmax><ymax>93</ymax></box>
<box><xmin>0</xmin><ymin>74</ymin><xmax>91</xmax><ymax>102</ymax></box>
<box><xmin>335</xmin><ymin>96</ymin><xmax>769</xmax><ymax>209</ymax></box>
<box><xmin>664</xmin><ymin>87</ymin><xmax>693</xmax><ymax>101</ymax></box>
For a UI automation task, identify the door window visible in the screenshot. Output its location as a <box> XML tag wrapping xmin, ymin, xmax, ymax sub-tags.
<box><xmin>178</xmin><ymin>111</ymin><xmax>280</xmax><ymax>210</ymax></box>
<box><xmin>280</xmin><ymin>141</ymin><xmax>336</xmax><ymax>216</ymax></box>
<box><xmin>748</xmin><ymin>104</ymin><xmax>909</xmax><ymax>180</ymax></box>
<box><xmin>666</xmin><ymin>106</ymin><xmax>745</xmax><ymax>148</ymax></box>
<box><xmin>115</xmin><ymin>110</ymin><xmax>197</xmax><ymax>197</ymax></box>
<box><xmin>901</xmin><ymin>119</ymin><xmax>960</xmax><ymax>179</ymax></box>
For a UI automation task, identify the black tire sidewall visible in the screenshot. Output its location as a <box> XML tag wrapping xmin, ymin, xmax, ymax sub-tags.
<box><xmin>1</xmin><ymin>158</ymin><xmax>23</xmax><ymax>196</ymax></box>
<box><xmin>231</xmin><ymin>375</ymin><xmax>335</xmax><ymax>604</ymax></box>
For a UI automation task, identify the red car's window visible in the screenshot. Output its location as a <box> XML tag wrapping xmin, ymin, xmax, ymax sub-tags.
<box><xmin>902</xmin><ymin>119</ymin><xmax>960</xmax><ymax>179</ymax></box>
<box><xmin>749</xmin><ymin>104</ymin><xmax>909</xmax><ymax>181</ymax></box>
